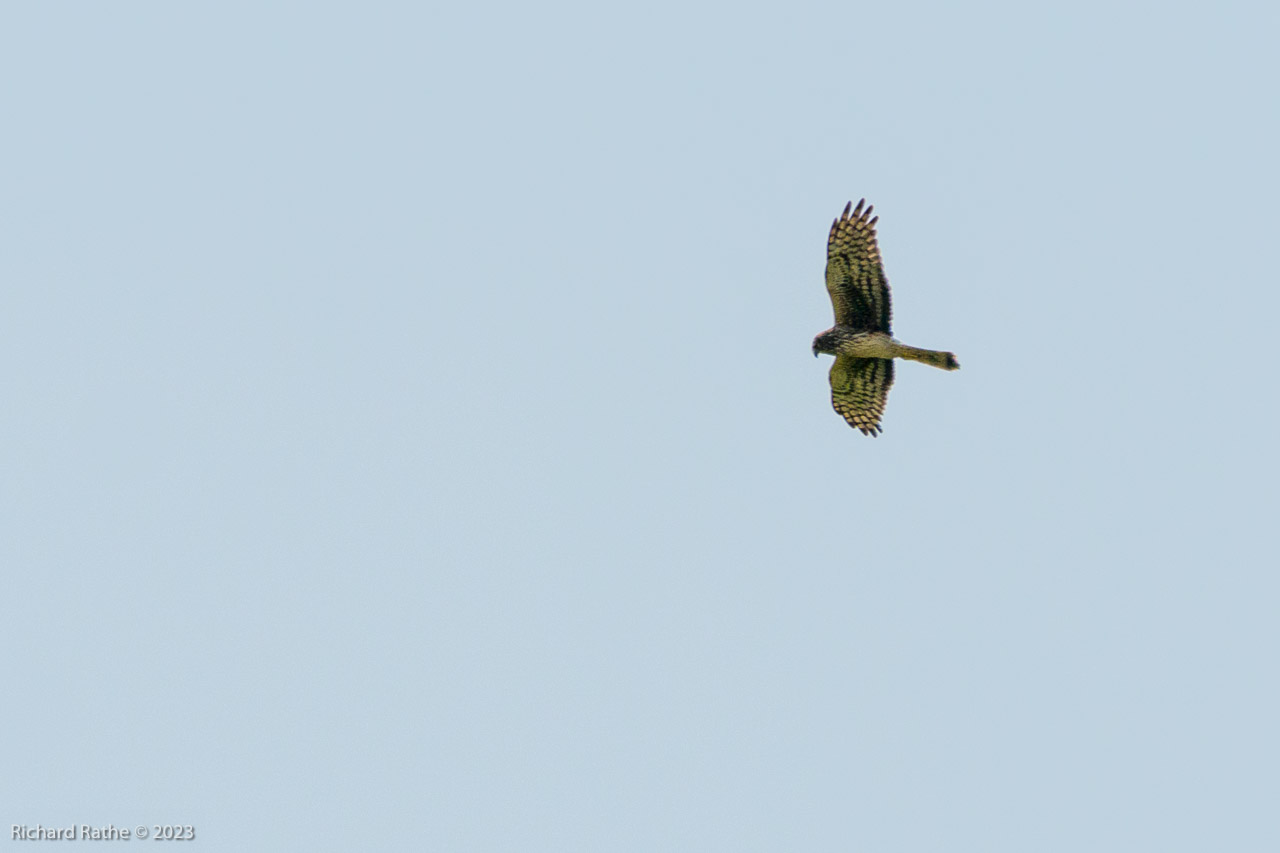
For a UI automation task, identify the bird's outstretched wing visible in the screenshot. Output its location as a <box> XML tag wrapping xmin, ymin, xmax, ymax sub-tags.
<box><xmin>830</xmin><ymin>355</ymin><xmax>894</xmax><ymax>436</ymax></box>
<box><xmin>825</xmin><ymin>199</ymin><xmax>892</xmax><ymax>333</ymax></box>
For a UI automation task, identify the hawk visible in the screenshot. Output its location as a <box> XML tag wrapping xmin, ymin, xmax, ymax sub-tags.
<box><xmin>813</xmin><ymin>199</ymin><xmax>959</xmax><ymax>436</ymax></box>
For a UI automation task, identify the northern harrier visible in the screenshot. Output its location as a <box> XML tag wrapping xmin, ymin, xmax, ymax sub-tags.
<box><xmin>813</xmin><ymin>199</ymin><xmax>959</xmax><ymax>436</ymax></box>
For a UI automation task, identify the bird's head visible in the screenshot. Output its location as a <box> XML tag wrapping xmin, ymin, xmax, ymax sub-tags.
<box><xmin>812</xmin><ymin>329</ymin><xmax>837</xmax><ymax>358</ymax></box>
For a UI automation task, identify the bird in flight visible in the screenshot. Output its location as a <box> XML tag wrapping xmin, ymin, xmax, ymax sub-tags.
<box><xmin>813</xmin><ymin>199</ymin><xmax>958</xmax><ymax>436</ymax></box>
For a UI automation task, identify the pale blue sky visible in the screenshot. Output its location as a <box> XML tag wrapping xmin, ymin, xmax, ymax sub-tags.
<box><xmin>3</xmin><ymin>2</ymin><xmax>1278</xmax><ymax>850</ymax></box>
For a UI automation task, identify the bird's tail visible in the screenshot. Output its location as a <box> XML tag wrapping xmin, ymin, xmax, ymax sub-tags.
<box><xmin>897</xmin><ymin>344</ymin><xmax>960</xmax><ymax>371</ymax></box>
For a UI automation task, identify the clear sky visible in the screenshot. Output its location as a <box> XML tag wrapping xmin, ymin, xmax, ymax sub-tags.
<box><xmin>3</xmin><ymin>2</ymin><xmax>1278</xmax><ymax>850</ymax></box>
